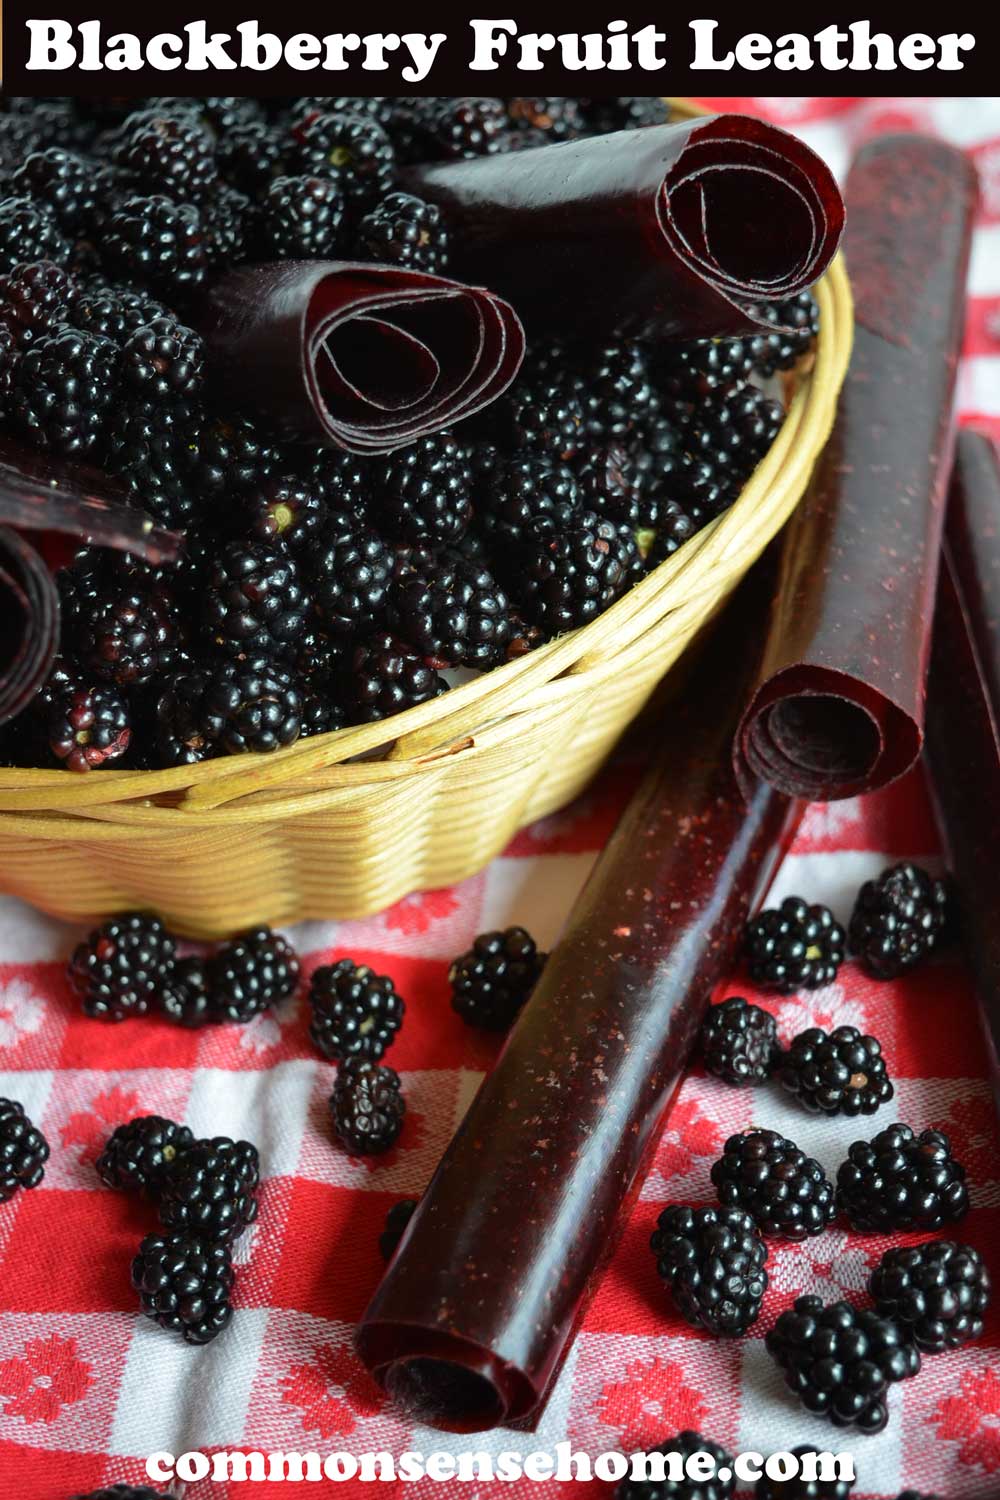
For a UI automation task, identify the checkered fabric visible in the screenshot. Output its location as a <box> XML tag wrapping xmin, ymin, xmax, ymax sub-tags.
<box><xmin>1</xmin><ymin>95</ymin><xmax>1000</xmax><ymax>1499</ymax></box>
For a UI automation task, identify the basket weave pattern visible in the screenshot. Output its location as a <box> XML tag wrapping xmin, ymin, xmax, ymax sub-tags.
<box><xmin>0</xmin><ymin>103</ymin><xmax>854</xmax><ymax>937</ymax></box>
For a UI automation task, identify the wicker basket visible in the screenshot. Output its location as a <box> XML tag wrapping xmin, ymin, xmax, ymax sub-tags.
<box><xmin>0</xmin><ymin>101</ymin><xmax>853</xmax><ymax>938</ymax></box>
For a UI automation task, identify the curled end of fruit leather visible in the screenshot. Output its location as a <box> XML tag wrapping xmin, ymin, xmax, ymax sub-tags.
<box><xmin>197</xmin><ymin>260</ymin><xmax>526</xmax><ymax>454</ymax></box>
<box><xmin>406</xmin><ymin>114</ymin><xmax>844</xmax><ymax>340</ymax></box>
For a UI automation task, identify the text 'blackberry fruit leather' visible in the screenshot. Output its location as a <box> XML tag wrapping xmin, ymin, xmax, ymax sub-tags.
<box><xmin>735</xmin><ymin>134</ymin><xmax>977</xmax><ymax>800</ymax></box>
<box><xmin>405</xmin><ymin>115</ymin><xmax>843</xmax><ymax>341</ymax></box>
<box><xmin>196</xmin><ymin>260</ymin><xmax>525</xmax><ymax>454</ymax></box>
<box><xmin>356</xmin><ymin>567</ymin><xmax>800</xmax><ymax>1431</ymax></box>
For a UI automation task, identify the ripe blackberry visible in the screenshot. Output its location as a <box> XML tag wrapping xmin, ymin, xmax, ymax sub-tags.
<box><xmin>507</xmin><ymin>96</ymin><xmax>586</xmax><ymax>141</ymax></box>
<box><xmin>308</xmin><ymin>958</ymin><xmax>405</xmax><ymax>1062</ymax></box>
<box><xmin>0</xmin><ymin>1098</ymin><xmax>49</xmax><ymax>1202</ymax></box>
<box><xmin>68</xmin><ymin>912</ymin><xmax>177</xmax><ymax>1022</ymax></box>
<box><xmin>300</xmin><ymin>672</ymin><xmax>349</xmax><ymax>740</ymax></box>
<box><xmin>97</xmin><ymin>1115</ymin><xmax>194</xmax><ymax>1196</ymax></box>
<box><xmin>104</xmin><ymin>396</ymin><xmax>200</xmax><ymax>529</ymax></box>
<box><xmin>0</xmin><ymin>259</ymin><xmax>76</xmax><ymax>350</ymax></box>
<box><xmin>60</xmin><ymin>552</ymin><xmax>180</xmax><ymax>688</ymax></box>
<box><xmin>391</xmin><ymin>548</ymin><xmax>511</xmax><ymax>669</ymax></box>
<box><xmin>38</xmin><ymin>672</ymin><xmax>131</xmax><ymax>772</ymax></box>
<box><xmin>583</xmin><ymin>97</ymin><xmax>671</xmax><ymax>134</ymax></box>
<box><xmin>290</xmin><ymin>112</ymin><xmax>395</xmax><ymax>213</ymax></box>
<box><xmin>102</xmin><ymin>194</ymin><xmax>207</xmax><ymax>298</ymax></box>
<box><xmin>616</xmin><ymin>1431</ymin><xmax>735</xmax><ymax>1500</ymax></box>
<box><xmin>159</xmin><ymin>1135</ymin><xmax>259</xmax><ymax>1244</ymax></box>
<box><xmin>112</xmin><ymin>108</ymin><xmax>218</xmax><ymax>201</ymax></box>
<box><xmin>201</xmin><ymin>183</ymin><xmax>250</xmax><ymax>269</ymax></box>
<box><xmin>505</xmin><ymin>369</ymin><xmax>587</xmax><ymax>463</ymax></box>
<box><xmin>699</xmin><ymin>996</ymin><xmax>779</xmax><ymax>1086</ymax></box>
<box><xmin>295</xmin><ymin>445</ymin><xmax>371</xmax><ymax>518</ymax></box>
<box><xmin>766</xmin><ymin>1294</ymin><xmax>920</xmax><ymax>1433</ymax></box>
<box><xmin>430</xmin><ymin>97</ymin><xmax>509</xmax><ymax>159</ymax></box>
<box><xmin>202</xmin><ymin>541</ymin><xmax>308</xmax><ymax>663</ymax></box>
<box><xmin>217</xmin><ymin>120</ymin><xmax>287</xmax><ymax>194</ymax></box>
<box><xmin>518</xmin><ymin>510</ymin><xmax>639</xmax><ymax>638</ymax></box>
<box><xmin>159</xmin><ymin>956</ymin><xmax>214</xmax><ymax>1028</ymax></box>
<box><xmin>188</xmin><ymin>410</ymin><xmax>278</xmax><ymax>496</ymax></box>
<box><xmin>745</xmin><ymin>897</ymin><xmax>845</xmax><ymax>993</ymax></box>
<box><xmin>0</xmin><ymin>112</ymin><xmax>46</xmax><ymax>169</ymax></box>
<box><xmin>355</xmin><ymin>191</ymin><xmax>448</xmax><ymax>273</ymax></box>
<box><xmin>68</xmin><ymin>281</ymin><xmax>166</xmax><ymax>344</ymax></box>
<box><xmin>870</xmin><ymin>1240</ymin><xmax>990</xmax><ymax>1353</ymax></box>
<box><xmin>132</xmin><ymin>1231</ymin><xmax>234</xmax><ymax>1344</ymax></box>
<box><xmin>682</xmin><ymin>384</ymin><xmax>784</xmax><ymax>493</ymax></box>
<box><xmin>578</xmin><ymin>339</ymin><xmax>660</xmax><ymax>441</ymax></box>
<box><xmin>236</xmin><ymin>474</ymin><xmax>325</xmax><ymax>548</ymax></box>
<box><xmin>121</xmin><ymin>315</ymin><xmax>204</xmax><ymax>401</ymax></box>
<box><xmin>13</xmin><ymin>325</ymin><xmax>119</xmax><ymax>456</ymax></box>
<box><xmin>654</xmin><ymin>338</ymin><xmax>755</xmax><ymax>403</ymax></box>
<box><xmin>648</xmin><ymin>500</ymin><xmax>699</xmax><ymax>566</ymax></box>
<box><xmin>449</xmin><ymin>927</ymin><xmax>546</xmax><ymax>1031</ymax></box>
<box><xmin>380</xmin><ymin>1197</ymin><xmax>418</xmax><ymax>1260</ymax></box>
<box><xmin>0</xmin><ymin>195</ymin><xmax>70</xmax><ymax>273</ymax></box>
<box><xmin>779</xmin><ymin>1026</ymin><xmax>893</xmax><ymax>1117</ymax></box>
<box><xmin>373</xmin><ymin>430</ymin><xmax>472</xmax><ymax>546</ymax></box>
<box><xmin>300</xmin><ymin>512</ymin><xmax>392</xmax><ymax>641</ymax></box>
<box><xmin>255</xmin><ymin>174</ymin><xmax>343</xmax><ymax>259</ymax></box>
<box><xmin>849</xmin><ymin>863</ymin><xmax>951</xmax><ymax>980</ymax></box>
<box><xmin>755</xmin><ymin>1447</ymin><xmax>855</xmax><ymax>1498</ymax></box>
<box><xmin>836</xmin><ymin>1124</ymin><xmax>969</xmax><ymax>1232</ymax></box>
<box><xmin>711</xmin><ymin>1128</ymin><xmax>836</xmax><ymax>1241</ymax></box>
<box><xmin>744</xmin><ymin>292</ymin><xmax>821</xmax><ymax>376</ymax></box>
<box><xmin>650</xmin><ymin>1204</ymin><xmax>768</xmax><ymax>1337</ymax></box>
<box><xmin>331</xmin><ymin>1058</ymin><xmax>405</xmax><ymax>1156</ymax></box>
<box><xmin>348</xmin><ymin>633</ymin><xmax>447</xmax><ymax>723</ymax></box>
<box><xmin>207</xmin><ymin>926</ymin><xmax>301</xmax><ymax>1024</ymax></box>
<box><xmin>478</xmin><ymin>451</ymin><xmax>579</xmax><ymax>549</ymax></box>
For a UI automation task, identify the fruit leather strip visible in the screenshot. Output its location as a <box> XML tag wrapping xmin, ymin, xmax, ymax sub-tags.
<box><xmin>404</xmin><ymin>115</ymin><xmax>843</xmax><ymax>341</ymax></box>
<box><xmin>735</xmin><ymin>135</ymin><xmax>977</xmax><ymax>802</ymax></box>
<box><xmin>926</xmin><ymin>431</ymin><xmax>1000</xmax><ymax>1090</ymax></box>
<box><xmin>356</xmin><ymin>575</ymin><xmax>798</xmax><ymax>1432</ymax></box>
<box><xmin>0</xmin><ymin>526</ymin><xmax>58</xmax><ymax>725</ymax></box>
<box><xmin>198</xmin><ymin>261</ymin><xmax>525</xmax><ymax>454</ymax></box>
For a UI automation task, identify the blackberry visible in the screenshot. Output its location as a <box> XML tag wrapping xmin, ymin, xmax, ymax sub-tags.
<box><xmin>505</xmin><ymin>369</ymin><xmax>586</xmax><ymax>463</ymax></box>
<box><xmin>60</xmin><ymin>552</ymin><xmax>180</xmax><ymax>688</ymax></box>
<box><xmin>354</xmin><ymin>191</ymin><xmax>448</xmax><ymax>273</ymax></box>
<box><xmin>207</xmin><ymin>926</ymin><xmax>301</xmax><ymax>1023</ymax></box>
<box><xmin>201</xmin><ymin>541</ymin><xmax>308</xmax><ymax>663</ymax></box>
<box><xmin>290</xmin><ymin>112</ymin><xmax>395</xmax><ymax>214</ymax></box>
<box><xmin>0</xmin><ymin>259</ymin><xmax>77</xmax><ymax>348</ymax></box>
<box><xmin>201</xmin><ymin>183</ymin><xmax>250</xmax><ymax>269</ymax></box>
<box><xmin>449</xmin><ymin>927</ymin><xmax>546</xmax><ymax>1031</ymax></box>
<box><xmin>0</xmin><ymin>1098</ymin><xmax>49</xmax><ymax>1202</ymax></box>
<box><xmin>869</xmin><ymin>1240</ymin><xmax>990</xmax><ymax>1353</ymax></box>
<box><xmin>112</xmin><ymin>108</ymin><xmax>218</xmax><ymax>201</ymax></box>
<box><xmin>650</xmin><ymin>1203</ymin><xmax>768</xmax><ymax>1336</ymax></box>
<box><xmin>13</xmin><ymin>325</ymin><xmax>119</xmax><ymax>456</ymax></box>
<box><xmin>348</xmin><ymin>633</ymin><xmax>446</xmax><ymax>723</ymax></box>
<box><xmin>518</xmin><ymin>510</ymin><xmax>639</xmax><ymax>638</ymax></box>
<box><xmin>429</xmin><ymin>97</ymin><xmax>509</xmax><ymax>159</ymax></box>
<box><xmin>380</xmin><ymin>1197</ymin><xmax>418</xmax><ymax>1260</ymax></box>
<box><xmin>699</xmin><ymin>996</ymin><xmax>779</xmax><ymax>1086</ymax></box>
<box><xmin>297</xmin><ymin>97</ymin><xmax>395</xmax><ymax>130</ymax></box>
<box><xmin>578</xmin><ymin>339</ymin><xmax>660</xmax><ymax>441</ymax></box>
<box><xmin>38</xmin><ymin>672</ymin><xmax>131</xmax><ymax>771</ymax></box>
<box><xmin>301</xmin><ymin>512</ymin><xmax>392</xmax><ymax>641</ymax></box>
<box><xmin>477</xmin><ymin>451</ymin><xmax>579</xmax><ymax>549</ymax></box>
<box><xmin>188</xmin><ymin>410</ymin><xmax>277</xmax><ymax>496</ymax></box>
<box><xmin>96</xmin><ymin>1115</ymin><xmax>194</xmax><ymax>1196</ymax></box>
<box><xmin>755</xmin><ymin>1447</ymin><xmax>855</xmax><ymax>1498</ymax></box>
<box><xmin>132</xmin><ymin>1231</ymin><xmax>234</xmax><ymax>1344</ymax></box>
<box><xmin>68</xmin><ymin>912</ymin><xmax>177</xmax><ymax>1022</ymax></box>
<box><xmin>104</xmin><ymin>397</ymin><xmax>200</xmax><ymax>529</ymax></box>
<box><xmin>616</xmin><ymin>1431</ymin><xmax>735</xmax><ymax>1500</ymax></box>
<box><xmin>121</xmin><ymin>315</ymin><xmax>204</xmax><ymax>401</ymax></box>
<box><xmin>711</xmin><ymin>1128</ymin><xmax>836</xmax><ymax>1241</ymax></box>
<box><xmin>255</xmin><ymin>174</ymin><xmax>343</xmax><ymax>260</ymax></box>
<box><xmin>72</xmin><ymin>1487</ymin><xmax>174</xmax><ymax>1500</ymax></box>
<box><xmin>654</xmin><ymin>338</ymin><xmax>755</xmax><ymax>403</ymax></box>
<box><xmin>744</xmin><ymin>292</ymin><xmax>821</xmax><ymax>376</ymax></box>
<box><xmin>308</xmin><ymin>958</ymin><xmax>405</xmax><ymax>1062</ymax></box>
<box><xmin>766</xmin><ymin>1294</ymin><xmax>920</xmax><ymax>1433</ymax></box>
<box><xmin>330</xmin><ymin>1058</ymin><xmax>405</xmax><ymax>1156</ymax></box>
<box><xmin>582</xmin><ymin>97</ymin><xmax>671</xmax><ymax>134</ymax></box>
<box><xmin>779</xmin><ymin>1026</ymin><xmax>893</xmax><ymax>1117</ymax></box>
<box><xmin>507</xmin><ymin>97</ymin><xmax>585</xmax><ymax>141</ymax></box>
<box><xmin>836</xmin><ymin>1124</ymin><xmax>969</xmax><ymax>1233</ymax></box>
<box><xmin>236</xmin><ymin>474</ymin><xmax>325</xmax><ymax>548</ymax></box>
<box><xmin>0</xmin><ymin>112</ymin><xmax>46</xmax><ymax>169</ymax></box>
<box><xmin>391</xmin><ymin>549</ymin><xmax>511</xmax><ymax>669</ymax></box>
<box><xmin>159</xmin><ymin>956</ymin><xmax>214</xmax><ymax>1029</ymax></box>
<box><xmin>300</xmin><ymin>671</ymin><xmax>349</xmax><ymax>740</ymax></box>
<box><xmin>373</xmin><ymin>430</ymin><xmax>472</xmax><ymax>546</ymax></box>
<box><xmin>0</xmin><ymin>195</ymin><xmax>70</xmax><ymax>273</ymax></box>
<box><xmin>848</xmin><ymin>863</ymin><xmax>951</xmax><ymax>980</ymax></box>
<box><xmin>745</xmin><ymin>897</ymin><xmax>845</xmax><ymax>993</ymax></box>
<box><xmin>648</xmin><ymin>500</ymin><xmax>699</xmax><ymax>566</ymax></box>
<box><xmin>682</xmin><ymin>385</ymin><xmax>784</xmax><ymax>493</ymax></box>
<box><xmin>295</xmin><ymin>445</ymin><xmax>371</xmax><ymax>518</ymax></box>
<box><xmin>159</xmin><ymin>1135</ymin><xmax>259</xmax><ymax>1243</ymax></box>
<box><xmin>383</xmin><ymin>98</ymin><xmax>447</xmax><ymax>164</ymax></box>
<box><xmin>102</xmin><ymin>194</ymin><xmax>207</xmax><ymax>298</ymax></box>
<box><xmin>69</xmin><ymin>281</ymin><xmax>167</xmax><ymax>344</ymax></box>
<box><xmin>217</xmin><ymin>120</ymin><xmax>286</xmax><ymax>194</ymax></box>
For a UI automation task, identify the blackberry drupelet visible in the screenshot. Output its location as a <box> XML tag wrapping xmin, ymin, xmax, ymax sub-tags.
<box><xmin>616</xmin><ymin>1431</ymin><xmax>735</xmax><ymax>1500</ymax></box>
<box><xmin>373</xmin><ymin>430</ymin><xmax>472</xmax><ymax>546</ymax></box>
<box><xmin>583</xmin><ymin>96</ymin><xmax>671</xmax><ymax>134</ymax></box>
<box><xmin>744</xmin><ymin>292</ymin><xmax>821</xmax><ymax>376</ymax></box>
<box><xmin>300</xmin><ymin>512</ymin><xmax>392</xmax><ymax>641</ymax></box>
<box><xmin>429</xmin><ymin>97</ymin><xmax>509</xmax><ymax>158</ymax></box>
<box><xmin>348</xmin><ymin>634</ymin><xmax>447</xmax><ymax>722</ymax></box>
<box><xmin>102</xmin><ymin>194</ymin><xmax>207</xmax><ymax>297</ymax></box>
<box><xmin>380</xmin><ymin>1197</ymin><xmax>418</xmax><ymax>1259</ymax></box>
<box><xmin>837</xmin><ymin>1124</ymin><xmax>969</xmax><ymax>1232</ymax></box>
<box><xmin>159</xmin><ymin>1135</ymin><xmax>260</xmax><ymax>1243</ymax></box>
<box><xmin>765</xmin><ymin>1294</ymin><xmax>920</xmax><ymax>1433</ymax></box>
<box><xmin>331</xmin><ymin>1058</ymin><xmax>405</xmax><ymax>1156</ymax></box>
<box><xmin>0</xmin><ymin>259</ymin><xmax>76</xmax><ymax>346</ymax></box>
<box><xmin>849</xmin><ymin>863</ymin><xmax>951</xmax><ymax>980</ymax></box>
<box><xmin>121</xmin><ymin>315</ymin><xmax>204</xmax><ymax>400</ymax></box>
<box><xmin>217</xmin><ymin>119</ymin><xmax>287</xmax><ymax>194</ymax></box>
<box><xmin>68</xmin><ymin>912</ymin><xmax>177</xmax><ymax>1022</ymax></box>
<box><xmin>755</xmin><ymin>1447</ymin><xmax>855</xmax><ymax>1498</ymax></box>
<box><xmin>780</xmin><ymin>1026</ymin><xmax>893</xmax><ymax>1117</ymax></box>
<box><xmin>238</xmin><ymin>474</ymin><xmax>328</xmax><ymax>548</ymax></box>
<box><xmin>60</xmin><ymin>551</ymin><xmax>180</xmax><ymax>688</ymax></box>
<box><xmin>13</xmin><ymin>325</ymin><xmax>119</xmax><ymax>455</ymax></box>
<box><xmin>0</xmin><ymin>195</ymin><xmax>70</xmax><ymax>273</ymax></box>
<box><xmin>449</xmin><ymin>927</ymin><xmax>546</xmax><ymax>1031</ymax></box>
<box><xmin>132</xmin><ymin>1231</ymin><xmax>234</xmax><ymax>1344</ymax></box>
<box><xmin>308</xmin><ymin>958</ymin><xmax>405</xmax><ymax>1062</ymax></box>
<box><xmin>38</xmin><ymin>671</ymin><xmax>131</xmax><ymax>771</ymax></box>
<box><xmin>711</xmin><ymin>1128</ymin><xmax>836</xmax><ymax>1241</ymax></box>
<box><xmin>159</xmin><ymin>956</ymin><xmax>214</xmax><ymax>1028</ymax></box>
<box><xmin>255</xmin><ymin>174</ymin><xmax>343</xmax><ymax>259</ymax></box>
<box><xmin>517</xmin><ymin>510</ymin><xmax>639</xmax><ymax>638</ymax></box>
<box><xmin>355</xmin><ymin>191</ymin><xmax>449</xmax><ymax>273</ymax></box>
<box><xmin>96</xmin><ymin>1115</ymin><xmax>194</xmax><ymax>1196</ymax></box>
<box><xmin>112</xmin><ymin>108</ymin><xmax>219</xmax><ymax>200</ymax></box>
<box><xmin>507</xmin><ymin>96</ymin><xmax>586</xmax><ymax>140</ymax></box>
<box><xmin>391</xmin><ymin>548</ymin><xmax>512</xmax><ymax>668</ymax></box>
<box><xmin>207</xmin><ymin>926</ymin><xmax>300</xmax><ymax>1023</ymax></box>
<box><xmin>478</xmin><ymin>451</ymin><xmax>580</xmax><ymax>549</ymax></box>
<box><xmin>290</xmin><ymin>111</ymin><xmax>395</xmax><ymax>213</ymax></box>
<box><xmin>869</xmin><ymin>1240</ymin><xmax>990</xmax><ymax>1353</ymax></box>
<box><xmin>69</xmin><ymin>281</ymin><xmax>166</xmax><ymax>344</ymax></box>
<box><xmin>0</xmin><ymin>1098</ymin><xmax>49</xmax><ymax>1201</ymax></box>
<box><xmin>699</xmin><ymin>996</ymin><xmax>779</xmax><ymax>1086</ymax></box>
<box><xmin>745</xmin><ymin>897</ymin><xmax>846</xmax><ymax>993</ymax></box>
<box><xmin>201</xmin><ymin>540</ymin><xmax>308</xmax><ymax>663</ymax></box>
<box><xmin>650</xmin><ymin>1203</ymin><xmax>768</xmax><ymax>1336</ymax></box>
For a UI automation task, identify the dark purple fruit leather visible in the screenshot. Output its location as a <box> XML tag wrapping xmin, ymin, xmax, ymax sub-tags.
<box><xmin>356</xmin><ymin>570</ymin><xmax>799</xmax><ymax>1432</ymax></box>
<box><xmin>405</xmin><ymin>114</ymin><xmax>844</xmax><ymax>340</ymax></box>
<box><xmin>735</xmin><ymin>134</ymin><xmax>978</xmax><ymax>802</ymax></box>
<box><xmin>927</xmin><ymin>430</ymin><xmax>1000</xmax><ymax>1097</ymax></box>
<box><xmin>197</xmin><ymin>260</ymin><xmax>525</xmax><ymax>454</ymax></box>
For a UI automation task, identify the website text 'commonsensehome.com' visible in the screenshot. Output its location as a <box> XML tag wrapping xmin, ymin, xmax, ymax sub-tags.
<box><xmin>147</xmin><ymin>1445</ymin><xmax>856</xmax><ymax>1485</ymax></box>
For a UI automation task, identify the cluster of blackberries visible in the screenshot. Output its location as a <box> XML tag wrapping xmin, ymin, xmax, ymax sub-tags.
<box><xmin>67</xmin><ymin>911</ymin><xmax>300</xmax><ymax>1025</ymax></box>
<box><xmin>308</xmin><ymin>957</ymin><xmax>408</xmax><ymax>1156</ymax></box>
<box><xmin>97</xmin><ymin>1113</ymin><xmax>260</xmax><ymax>1344</ymax></box>
<box><xmin>0</xmin><ymin>95</ymin><xmax>819</xmax><ymax>778</ymax></box>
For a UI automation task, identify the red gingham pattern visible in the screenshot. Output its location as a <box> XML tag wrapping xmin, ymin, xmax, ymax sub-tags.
<box><xmin>2</xmin><ymin>96</ymin><xmax>1000</xmax><ymax>1498</ymax></box>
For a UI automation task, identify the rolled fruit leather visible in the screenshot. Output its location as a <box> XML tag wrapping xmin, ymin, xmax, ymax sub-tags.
<box><xmin>356</xmin><ymin>564</ymin><xmax>800</xmax><ymax>1432</ymax></box>
<box><xmin>926</xmin><ymin>430</ymin><xmax>1000</xmax><ymax>1097</ymax></box>
<box><xmin>735</xmin><ymin>134</ymin><xmax>977</xmax><ymax>801</ymax></box>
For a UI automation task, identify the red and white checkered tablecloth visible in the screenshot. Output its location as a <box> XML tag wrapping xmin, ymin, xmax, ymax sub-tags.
<box><xmin>2</xmin><ymin>95</ymin><xmax>1000</xmax><ymax>1499</ymax></box>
